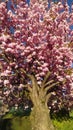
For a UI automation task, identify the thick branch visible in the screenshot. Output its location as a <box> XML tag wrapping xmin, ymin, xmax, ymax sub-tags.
<box><xmin>44</xmin><ymin>82</ymin><xmax>59</xmax><ymax>93</ymax></box>
<box><xmin>44</xmin><ymin>80</ymin><xmax>54</xmax><ymax>87</ymax></box>
<box><xmin>41</xmin><ymin>71</ymin><xmax>51</xmax><ymax>89</ymax></box>
<box><xmin>45</xmin><ymin>93</ymin><xmax>52</xmax><ymax>107</ymax></box>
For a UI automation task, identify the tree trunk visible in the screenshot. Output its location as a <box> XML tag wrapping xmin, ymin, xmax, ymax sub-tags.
<box><xmin>27</xmin><ymin>74</ymin><xmax>56</xmax><ymax>130</ymax></box>
<box><xmin>30</xmin><ymin>104</ymin><xmax>55</xmax><ymax>130</ymax></box>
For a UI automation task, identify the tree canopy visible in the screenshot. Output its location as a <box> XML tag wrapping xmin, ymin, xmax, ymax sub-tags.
<box><xmin>0</xmin><ymin>0</ymin><xmax>73</xmax><ymax>114</ymax></box>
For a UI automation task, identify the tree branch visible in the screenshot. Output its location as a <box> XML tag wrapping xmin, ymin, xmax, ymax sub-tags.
<box><xmin>44</xmin><ymin>82</ymin><xmax>59</xmax><ymax>93</ymax></box>
<box><xmin>41</xmin><ymin>71</ymin><xmax>51</xmax><ymax>89</ymax></box>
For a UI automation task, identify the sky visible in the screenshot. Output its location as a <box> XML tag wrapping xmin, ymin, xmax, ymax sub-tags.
<box><xmin>67</xmin><ymin>0</ymin><xmax>73</xmax><ymax>6</ymax></box>
<box><xmin>27</xmin><ymin>0</ymin><xmax>73</xmax><ymax>6</ymax></box>
<box><xmin>7</xmin><ymin>0</ymin><xmax>73</xmax><ymax>9</ymax></box>
<box><xmin>6</xmin><ymin>0</ymin><xmax>73</xmax><ymax>30</ymax></box>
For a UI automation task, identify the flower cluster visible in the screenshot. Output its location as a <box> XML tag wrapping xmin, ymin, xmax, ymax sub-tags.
<box><xmin>0</xmin><ymin>0</ymin><xmax>73</xmax><ymax>111</ymax></box>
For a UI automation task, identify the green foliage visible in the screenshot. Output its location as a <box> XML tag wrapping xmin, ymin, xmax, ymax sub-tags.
<box><xmin>9</xmin><ymin>107</ymin><xmax>31</xmax><ymax>117</ymax></box>
<box><xmin>3</xmin><ymin>113</ymin><xmax>13</xmax><ymax>119</ymax></box>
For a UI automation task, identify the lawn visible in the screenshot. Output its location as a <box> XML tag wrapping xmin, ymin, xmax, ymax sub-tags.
<box><xmin>1</xmin><ymin>110</ymin><xmax>73</xmax><ymax>130</ymax></box>
<box><xmin>53</xmin><ymin>110</ymin><xmax>73</xmax><ymax>130</ymax></box>
<box><xmin>53</xmin><ymin>119</ymin><xmax>73</xmax><ymax>130</ymax></box>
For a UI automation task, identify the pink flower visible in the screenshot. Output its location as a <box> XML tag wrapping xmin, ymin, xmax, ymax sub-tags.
<box><xmin>5</xmin><ymin>48</ymin><xmax>12</xmax><ymax>52</ymax></box>
<box><xmin>43</xmin><ymin>67</ymin><xmax>49</xmax><ymax>72</ymax></box>
<box><xmin>14</xmin><ymin>30</ymin><xmax>21</xmax><ymax>37</ymax></box>
<box><xmin>0</xmin><ymin>0</ymin><xmax>73</xmax><ymax>110</ymax></box>
<box><xmin>4</xmin><ymin>80</ymin><xmax>9</xmax><ymax>86</ymax></box>
<box><xmin>0</xmin><ymin>79</ymin><xmax>2</xmax><ymax>83</ymax></box>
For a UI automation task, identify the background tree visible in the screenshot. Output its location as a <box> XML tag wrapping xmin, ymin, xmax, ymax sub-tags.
<box><xmin>0</xmin><ymin>0</ymin><xmax>73</xmax><ymax>130</ymax></box>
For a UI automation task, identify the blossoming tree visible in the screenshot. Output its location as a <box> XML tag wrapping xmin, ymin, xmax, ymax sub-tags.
<box><xmin>0</xmin><ymin>0</ymin><xmax>73</xmax><ymax>130</ymax></box>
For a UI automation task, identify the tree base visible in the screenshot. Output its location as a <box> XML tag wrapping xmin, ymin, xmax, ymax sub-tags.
<box><xmin>30</xmin><ymin>106</ymin><xmax>55</xmax><ymax>130</ymax></box>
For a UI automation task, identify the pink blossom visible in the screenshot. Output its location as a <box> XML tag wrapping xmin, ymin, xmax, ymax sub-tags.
<box><xmin>14</xmin><ymin>30</ymin><xmax>21</xmax><ymax>37</ymax></box>
<box><xmin>0</xmin><ymin>79</ymin><xmax>2</xmax><ymax>83</ymax></box>
<box><xmin>43</xmin><ymin>67</ymin><xmax>49</xmax><ymax>72</ymax></box>
<box><xmin>0</xmin><ymin>0</ymin><xmax>73</xmax><ymax>111</ymax></box>
<box><xmin>4</xmin><ymin>80</ymin><xmax>9</xmax><ymax>86</ymax></box>
<box><xmin>5</xmin><ymin>48</ymin><xmax>12</xmax><ymax>52</ymax></box>
<box><xmin>37</xmin><ymin>81</ymin><xmax>42</xmax><ymax>85</ymax></box>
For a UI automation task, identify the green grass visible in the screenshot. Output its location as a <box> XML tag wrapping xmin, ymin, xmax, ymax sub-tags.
<box><xmin>11</xmin><ymin>116</ymin><xmax>31</xmax><ymax>130</ymax></box>
<box><xmin>53</xmin><ymin>119</ymin><xmax>73</xmax><ymax>130</ymax></box>
<box><xmin>53</xmin><ymin>111</ymin><xmax>73</xmax><ymax>130</ymax></box>
<box><xmin>2</xmin><ymin>115</ymin><xmax>31</xmax><ymax>130</ymax></box>
<box><xmin>70</xmin><ymin>110</ymin><xmax>73</xmax><ymax>117</ymax></box>
<box><xmin>1</xmin><ymin>110</ymin><xmax>73</xmax><ymax>130</ymax></box>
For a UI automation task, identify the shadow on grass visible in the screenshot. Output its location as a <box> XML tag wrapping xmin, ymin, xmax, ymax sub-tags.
<box><xmin>50</xmin><ymin>108</ymin><xmax>73</xmax><ymax>121</ymax></box>
<box><xmin>0</xmin><ymin>116</ymin><xmax>31</xmax><ymax>130</ymax></box>
<box><xmin>0</xmin><ymin>108</ymin><xmax>73</xmax><ymax>130</ymax></box>
<box><xmin>0</xmin><ymin>108</ymin><xmax>32</xmax><ymax>130</ymax></box>
<box><xmin>0</xmin><ymin>119</ymin><xmax>12</xmax><ymax>130</ymax></box>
